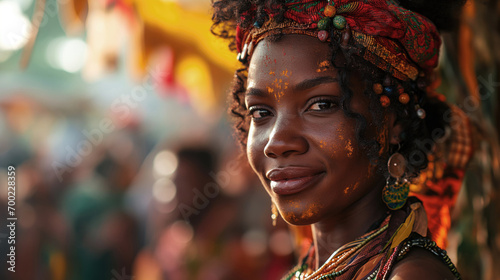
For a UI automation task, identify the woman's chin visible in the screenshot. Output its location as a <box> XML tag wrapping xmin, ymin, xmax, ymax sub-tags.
<box><xmin>280</xmin><ymin>211</ymin><xmax>319</xmax><ymax>226</ymax></box>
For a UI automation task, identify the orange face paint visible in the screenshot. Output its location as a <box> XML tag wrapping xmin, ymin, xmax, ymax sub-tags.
<box><xmin>316</xmin><ymin>60</ymin><xmax>331</xmax><ymax>73</ymax></box>
<box><xmin>319</xmin><ymin>140</ymin><xmax>338</xmax><ymax>158</ymax></box>
<box><xmin>346</xmin><ymin>139</ymin><xmax>354</xmax><ymax>157</ymax></box>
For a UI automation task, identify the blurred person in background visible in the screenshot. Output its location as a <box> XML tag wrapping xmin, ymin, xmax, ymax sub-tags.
<box><xmin>132</xmin><ymin>144</ymin><xmax>295</xmax><ymax>280</ymax></box>
<box><xmin>60</xmin><ymin>126</ymin><xmax>144</xmax><ymax>280</ymax></box>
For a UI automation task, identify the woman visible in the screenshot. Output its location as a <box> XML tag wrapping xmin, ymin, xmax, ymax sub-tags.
<box><xmin>212</xmin><ymin>0</ymin><xmax>470</xmax><ymax>279</ymax></box>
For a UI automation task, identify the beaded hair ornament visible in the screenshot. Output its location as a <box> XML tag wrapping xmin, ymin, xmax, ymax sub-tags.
<box><xmin>235</xmin><ymin>0</ymin><xmax>442</xmax><ymax>114</ymax></box>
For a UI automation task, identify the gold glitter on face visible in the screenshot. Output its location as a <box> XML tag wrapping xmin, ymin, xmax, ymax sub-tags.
<box><xmin>343</xmin><ymin>181</ymin><xmax>360</xmax><ymax>194</ymax></box>
<box><xmin>346</xmin><ymin>139</ymin><xmax>354</xmax><ymax>157</ymax></box>
<box><xmin>337</xmin><ymin>127</ymin><xmax>345</xmax><ymax>141</ymax></box>
<box><xmin>281</xmin><ymin>202</ymin><xmax>322</xmax><ymax>223</ymax></box>
<box><xmin>319</xmin><ymin>140</ymin><xmax>339</xmax><ymax>158</ymax></box>
<box><xmin>266</xmin><ymin>69</ymin><xmax>292</xmax><ymax>102</ymax></box>
<box><xmin>271</xmin><ymin>78</ymin><xmax>289</xmax><ymax>102</ymax></box>
<box><xmin>335</xmin><ymin>127</ymin><xmax>354</xmax><ymax>157</ymax></box>
<box><xmin>300</xmin><ymin>203</ymin><xmax>320</xmax><ymax>220</ymax></box>
<box><xmin>316</xmin><ymin>60</ymin><xmax>331</xmax><ymax>73</ymax></box>
<box><xmin>318</xmin><ymin>125</ymin><xmax>356</xmax><ymax>159</ymax></box>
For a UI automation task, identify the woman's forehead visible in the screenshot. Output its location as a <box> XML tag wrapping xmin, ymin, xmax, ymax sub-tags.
<box><xmin>247</xmin><ymin>35</ymin><xmax>335</xmax><ymax>82</ymax></box>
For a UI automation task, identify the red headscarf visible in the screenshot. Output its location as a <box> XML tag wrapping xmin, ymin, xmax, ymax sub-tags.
<box><xmin>236</xmin><ymin>0</ymin><xmax>441</xmax><ymax>80</ymax></box>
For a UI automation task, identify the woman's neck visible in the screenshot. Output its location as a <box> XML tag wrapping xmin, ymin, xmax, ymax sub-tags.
<box><xmin>311</xmin><ymin>187</ymin><xmax>387</xmax><ymax>268</ymax></box>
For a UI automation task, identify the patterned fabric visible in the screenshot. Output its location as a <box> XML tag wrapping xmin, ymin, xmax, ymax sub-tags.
<box><xmin>282</xmin><ymin>198</ymin><xmax>461</xmax><ymax>280</ymax></box>
<box><xmin>410</xmin><ymin>105</ymin><xmax>474</xmax><ymax>248</ymax></box>
<box><xmin>446</xmin><ymin>106</ymin><xmax>474</xmax><ymax>169</ymax></box>
<box><xmin>236</xmin><ymin>0</ymin><xmax>441</xmax><ymax>80</ymax></box>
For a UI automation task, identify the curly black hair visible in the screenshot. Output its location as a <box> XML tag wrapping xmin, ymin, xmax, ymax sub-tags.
<box><xmin>211</xmin><ymin>0</ymin><xmax>465</xmax><ymax>177</ymax></box>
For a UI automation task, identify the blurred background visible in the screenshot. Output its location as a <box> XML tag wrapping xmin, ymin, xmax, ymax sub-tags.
<box><xmin>0</xmin><ymin>0</ymin><xmax>498</xmax><ymax>279</ymax></box>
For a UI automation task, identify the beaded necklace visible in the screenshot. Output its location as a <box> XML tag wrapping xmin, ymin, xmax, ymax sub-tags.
<box><xmin>282</xmin><ymin>223</ymin><xmax>389</xmax><ymax>280</ymax></box>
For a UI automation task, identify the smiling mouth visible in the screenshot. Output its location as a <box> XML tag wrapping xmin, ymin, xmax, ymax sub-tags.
<box><xmin>266</xmin><ymin>168</ymin><xmax>325</xmax><ymax>195</ymax></box>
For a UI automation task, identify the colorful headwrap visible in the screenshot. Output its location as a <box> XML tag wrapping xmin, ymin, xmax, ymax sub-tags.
<box><xmin>235</xmin><ymin>0</ymin><xmax>441</xmax><ymax>81</ymax></box>
<box><xmin>233</xmin><ymin>0</ymin><xmax>475</xmax><ymax>251</ymax></box>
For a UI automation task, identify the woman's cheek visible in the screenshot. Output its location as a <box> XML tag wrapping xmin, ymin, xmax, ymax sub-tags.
<box><xmin>246</xmin><ymin>124</ymin><xmax>268</xmax><ymax>173</ymax></box>
<box><xmin>342</xmin><ymin>181</ymin><xmax>360</xmax><ymax>196</ymax></box>
<box><xmin>317</xmin><ymin>126</ymin><xmax>356</xmax><ymax>159</ymax></box>
<box><xmin>246</xmin><ymin>125</ymin><xmax>259</xmax><ymax>171</ymax></box>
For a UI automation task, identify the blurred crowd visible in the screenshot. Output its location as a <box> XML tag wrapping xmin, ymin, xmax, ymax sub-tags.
<box><xmin>0</xmin><ymin>92</ymin><xmax>296</xmax><ymax>280</ymax></box>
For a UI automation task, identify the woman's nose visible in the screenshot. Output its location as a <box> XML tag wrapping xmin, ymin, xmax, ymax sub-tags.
<box><xmin>264</xmin><ymin>114</ymin><xmax>308</xmax><ymax>158</ymax></box>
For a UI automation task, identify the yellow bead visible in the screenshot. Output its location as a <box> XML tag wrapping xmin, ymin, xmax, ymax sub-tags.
<box><xmin>324</xmin><ymin>5</ymin><xmax>336</xmax><ymax>17</ymax></box>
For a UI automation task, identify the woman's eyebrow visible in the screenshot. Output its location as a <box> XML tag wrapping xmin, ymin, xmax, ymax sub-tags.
<box><xmin>245</xmin><ymin>87</ymin><xmax>267</xmax><ymax>97</ymax></box>
<box><xmin>294</xmin><ymin>76</ymin><xmax>338</xmax><ymax>91</ymax></box>
<box><xmin>245</xmin><ymin>76</ymin><xmax>338</xmax><ymax>97</ymax></box>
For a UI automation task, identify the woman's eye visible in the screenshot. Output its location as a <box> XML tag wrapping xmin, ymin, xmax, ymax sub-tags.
<box><xmin>307</xmin><ymin>99</ymin><xmax>338</xmax><ymax>111</ymax></box>
<box><xmin>249</xmin><ymin>108</ymin><xmax>272</xmax><ymax>120</ymax></box>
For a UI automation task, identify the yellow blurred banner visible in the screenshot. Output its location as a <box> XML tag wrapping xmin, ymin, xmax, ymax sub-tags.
<box><xmin>59</xmin><ymin>0</ymin><xmax>238</xmax><ymax>114</ymax></box>
<box><xmin>129</xmin><ymin>0</ymin><xmax>237</xmax><ymax>73</ymax></box>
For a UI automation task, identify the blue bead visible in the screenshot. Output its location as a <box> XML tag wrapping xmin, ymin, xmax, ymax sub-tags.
<box><xmin>384</xmin><ymin>86</ymin><xmax>393</xmax><ymax>94</ymax></box>
<box><xmin>253</xmin><ymin>21</ymin><xmax>262</xmax><ymax>28</ymax></box>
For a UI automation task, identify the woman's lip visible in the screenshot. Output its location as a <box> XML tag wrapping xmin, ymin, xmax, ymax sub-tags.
<box><xmin>266</xmin><ymin>167</ymin><xmax>325</xmax><ymax>195</ymax></box>
<box><xmin>270</xmin><ymin>173</ymin><xmax>324</xmax><ymax>195</ymax></box>
<box><xmin>266</xmin><ymin>167</ymin><xmax>323</xmax><ymax>181</ymax></box>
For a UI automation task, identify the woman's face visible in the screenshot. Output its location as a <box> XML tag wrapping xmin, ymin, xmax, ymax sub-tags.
<box><xmin>245</xmin><ymin>35</ymin><xmax>387</xmax><ymax>225</ymax></box>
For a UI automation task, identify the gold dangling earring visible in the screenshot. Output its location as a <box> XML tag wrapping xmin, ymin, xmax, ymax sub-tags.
<box><xmin>382</xmin><ymin>151</ymin><xmax>410</xmax><ymax>210</ymax></box>
<box><xmin>271</xmin><ymin>203</ymin><xmax>279</xmax><ymax>226</ymax></box>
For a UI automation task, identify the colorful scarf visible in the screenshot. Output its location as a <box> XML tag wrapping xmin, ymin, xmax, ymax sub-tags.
<box><xmin>235</xmin><ymin>0</ymin><xmax>441</xmax><ymax>81</ymax></box>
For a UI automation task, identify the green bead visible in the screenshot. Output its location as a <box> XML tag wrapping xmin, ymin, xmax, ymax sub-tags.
<box><xmin>332</xmin><ymin>15</ymin><xmax>346</xmax><ymax>29</ymax></box>
<box><xmin>318</xmin><ymin>17</ymin><xmax>330</xmax><ymax>30</ymax></box>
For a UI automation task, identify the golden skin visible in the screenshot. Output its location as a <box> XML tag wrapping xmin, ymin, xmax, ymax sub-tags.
<box><xmin>245</xmin><ymin>34</ymin><xmax>390</xmax><ymax>266</ymax></box>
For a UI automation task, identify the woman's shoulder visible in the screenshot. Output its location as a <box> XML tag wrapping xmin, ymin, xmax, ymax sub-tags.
<box><xmin>387</xmin><ymin>247</ymin><xmax>459</xmax><ymax>280</ymax></box>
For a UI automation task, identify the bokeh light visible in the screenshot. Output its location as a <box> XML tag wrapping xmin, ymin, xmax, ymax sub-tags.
<box><xmin>153</xmin><ymin>150</ymin><xmax>178</xmax><ymax>177</ymax></box>
<box><xmin>152</xmin><ymin>177</ymin><xmax>177</xmax><ymax>204</ymax></box>
<box><xmin>242</xmin><ymin>229</ymin><xmax>267</xmax><ymax>257</ymax></box>
<box><xmin>269</xmin><ymin>229</ymin><xmax>294</xmax><ymax>256</ymax></box>
<box><xmin>46</xmin><ymin>37</ymin><xmax>88</xmax><ymax>73</ymax></box>
<box><xmin>0</xmin><ymin>1</ymin><xmax>32</xmax><ymax>51</ymax></box>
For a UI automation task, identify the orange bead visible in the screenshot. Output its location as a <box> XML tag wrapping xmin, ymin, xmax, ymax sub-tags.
<box><xmin>373</xmin><ymin>83</ymin><xmax>383</xmax><ymax>94</ymax></box>
<box><xmin>324</xmin><ymin>5</ymin><xmax>336</xmax><ymax>17</ymax></box>
<box><xmin>399</xmin><ymin>93</ymin><xmax>410</xmax><ymax>104</ymax></box>
<box><xmin>380</xmin><ymin>95</ymin><xmax>390</xmax><ymax>107</ymax></box>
